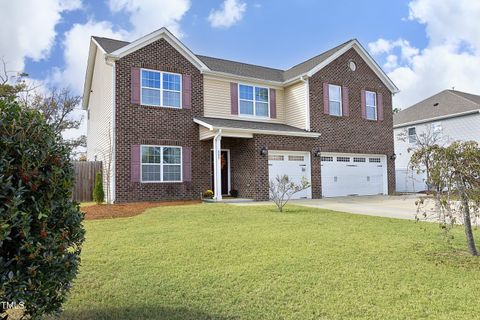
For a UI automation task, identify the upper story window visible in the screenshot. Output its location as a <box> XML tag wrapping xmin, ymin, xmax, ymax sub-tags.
<box><xmin>431</xmin><ymin>122</ymin><xmax>442</xmax><ymax>139</ymax></box>
<box><xmin>365</xmin><ymin>91</ymin><xmax>377</xmax><ymax>120</ymax></box>
<box><xmin>141</xmin><ymin>69</ymin><xmax>181</xmax><ymax>108</ymax></box>
<box><xmin>408</xmin><ymin>127</ymin><xmax>416</xmax><ymax>143</ymax></box>
<box><xmin>328</xmin><ymin>84</ymin><xmax>342</xmax><ymax>116</ymax></box>
<box><xmin>141</xmin><ymin>145</ymin><xmax>182</xmax><ymax>182</ymax></box>
<box><xmin>239</xmin><ymin>84</ymin><xmax>269</xmax><ymax>117</ymax></box>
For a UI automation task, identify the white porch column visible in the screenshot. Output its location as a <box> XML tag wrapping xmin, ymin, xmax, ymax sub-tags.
<box><xmin>213</xmin><ymin>130</ymin><xmax>222</xmax><ymax>201</ymax></box>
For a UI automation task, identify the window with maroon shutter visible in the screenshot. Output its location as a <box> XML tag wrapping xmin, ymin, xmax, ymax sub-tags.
<box><xmin>377</xmin><ymin>93</ymin><xmax>384</xmax><ymax>121</ymax></box>
<box><xmin>361</xmin><ymin>89</ymin><xmax>367</xmax><ymax>119</ymax></box>
<box><xmin>230</xmin><ymin>83</ymin><xmax>238</xmax><ymax>115</ymax></box>
<box><xmin>182</xmin><ymin>74</ymin><xmax>191</xmax><ymax>109</ymax></box>
<box><xmin>323</xmin><ymin>83</ymin><xmax>329</xmax><ymax>114</ymax></box>
<box><xmin>182</xmin><ymin>147</ymin><xmax>192</xmax><ymax>182</ymax></box>
<box><xmin>131</xmin><ymin>145</ymin><xmax>140</xmax><ymax>182</ymax></box>
<box><xmin>269</xmin><ymin>88</ymin><xmax>276</xmax><ymax>118</ymax></box>
<box><xmin>131</xmin><ymin>68</ymin><xmax>141</xmax><ymax>104</ymax></box>
<box><xmin>342</xmin><ymin>86</ymin><xmax>349</xmax><ymax>116</ymax></box>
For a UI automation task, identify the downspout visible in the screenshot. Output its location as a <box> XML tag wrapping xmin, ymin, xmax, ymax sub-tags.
<box><xmin>106</xmin><ymin>58</ymin><xmax>116</xmax><ymax>203</ymax></box>
<box><xmin>213</xmin><ymin>129</ymin><xmax>222</xmax><ymax>201</ymax></box>
<box><xmin>300</xmin><ymin>75</ymin><xmax>310</xmax><ymax>131</ymax></box>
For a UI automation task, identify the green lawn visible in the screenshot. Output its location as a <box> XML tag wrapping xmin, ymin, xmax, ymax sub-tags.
<box><xmin>59</xmin><ymin>204</ymin><xmax>480</xmax><ymax>320</ymax></box>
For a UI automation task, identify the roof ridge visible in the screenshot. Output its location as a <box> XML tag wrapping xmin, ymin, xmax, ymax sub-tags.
<box><xmin>285</xmin><ymin>39</ymin><xmax>354</xmax><ymax>71</ymax></box>
<box><xmin>92</xmin><ymin>35</ymin><xmax>129</xmax><ymax>43</ymax></box>
<box><xmin>196</xmin><ymin>54</ymin><xmax>284</xmax><ymax>72</ymax></box>
<box><xmin>447</xmin><ymin>89</ymin><xmax>480</xmax><ymax>106</ymax></box>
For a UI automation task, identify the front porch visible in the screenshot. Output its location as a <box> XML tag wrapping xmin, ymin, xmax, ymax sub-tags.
<box><xmin>194</xmin><ymin>116</ymin><xmax>321</xmax><ymax>201</ymax></box>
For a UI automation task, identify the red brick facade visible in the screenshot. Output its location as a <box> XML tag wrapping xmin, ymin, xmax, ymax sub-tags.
<box><xmin>113</xmin><ymin>38</ymin><xmax>395</xmax><ymax>202</ymax></box>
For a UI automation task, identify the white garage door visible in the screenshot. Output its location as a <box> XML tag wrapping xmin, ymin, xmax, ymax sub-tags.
<box><xmin>321</xmin><ymin>153</ymin><xmax>387</xmax><ymax>197</ymax></box>
<box><xmin>268</xmin><ymin>151</ymin><xmax>312</xmax><ymax>199</ymax></box>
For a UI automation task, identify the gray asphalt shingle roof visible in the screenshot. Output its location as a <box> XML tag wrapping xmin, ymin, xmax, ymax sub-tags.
<box><xmin>92</xmin><ymin>36</ymin><xmax>354</xmax><ymax>82</ymax></box>
<box><xmin>393</xmin><ymin>90</ymin><xmax>480</xmax><ymax>127</ymax></box>
<box><xmin>194</xmin><ymin>116</ymin><xmax>315</xmax><ymax>134</ymax></box>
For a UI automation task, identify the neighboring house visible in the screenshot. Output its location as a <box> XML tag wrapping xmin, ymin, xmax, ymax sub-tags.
<box><xmin>394</xmin><ymin>89</ymin><xmax>480</xmax><ymax>192</ymax></box>
<box><xmin>83</xmin><ymin>27</ymin><xmax>398</xmax><ymax>203</ymax></box>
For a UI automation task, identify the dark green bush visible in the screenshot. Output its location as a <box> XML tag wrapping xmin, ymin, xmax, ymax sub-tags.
<box><xmin>0</xmin><ymin>98</ymin><xmax>85</xmax><ymax>319</ymax></box>
<box><xmin>92</xmin><ymin>171</ymin><xmax>105</xmax><ymax>204</ymax></box>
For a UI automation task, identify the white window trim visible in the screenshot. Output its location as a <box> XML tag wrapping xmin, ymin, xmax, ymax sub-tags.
<box><xmin>140</xmin><ymin>145</ymin><xmax>183</xmax><ymax>183</ymax></box>
<box><xmin>365</xmin><ymin>90</ymin><xmax>377</xmax><ymax>120</ymax></box>
<box><xmin>238</xmin><ymin>83</ymin><xmax>270</xmax><ymax>119</ymax></box>
<box><xmin>408</xmin><ymin>127</ymin><xmax>416</xmax><ymax>144</ymax></box>
<box><xmin>328</xmin><ymin>84</ymin><xmax>342</xmax><ymax>116</ymax></box>
<box><xmin>140</xmin><ymin>68</ymin><xmax>182</xmax><ymax>108</ymax></box>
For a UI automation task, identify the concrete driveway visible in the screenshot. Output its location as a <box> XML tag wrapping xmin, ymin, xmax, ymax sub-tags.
<box><xmin>232</xmin><ymin>195</ymin><xmax>431</xmax><ymax>220</ymax></box>
<box><xmin>290</xmin><ymin>195</ymin><xmax>425</xmax><ymax>220</ymax></box>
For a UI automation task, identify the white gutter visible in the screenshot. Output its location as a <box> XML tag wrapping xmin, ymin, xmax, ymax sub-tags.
<box><xmin>393</xmin><ymin>109</ymin><xmax>480</xmax><ymax>129</ymax></box>
<box><xmin>300</xmin><ymin>75</ymin><xmax>310</xmax><ymax>131</ymax></box>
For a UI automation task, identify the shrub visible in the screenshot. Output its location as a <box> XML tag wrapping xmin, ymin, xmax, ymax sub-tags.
<box><xmin>92</xmin><ymin>172</ymin><xmax>105</xmax><ymax>204</ymax></box>
<box><xmin>0</xmin><ymin>98</ymin><xmax>85</xmax><ymax>319</ymax></box>
<box><xmin>203</xmin><ymin>189</ymin><xmax>214</xmax><ymax>199</ymax></box>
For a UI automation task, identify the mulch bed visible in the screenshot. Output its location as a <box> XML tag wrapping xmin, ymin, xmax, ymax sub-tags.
<box><xmin>81</xmin><ymin>200</ymin><xmax>202</xmax><ymax>220</ymax></box>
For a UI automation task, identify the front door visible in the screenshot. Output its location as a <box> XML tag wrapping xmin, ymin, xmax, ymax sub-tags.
<box><xmin>211</xmin><ymin>150</ymin><xmax>230</xmax><ymax>195</ymax></box>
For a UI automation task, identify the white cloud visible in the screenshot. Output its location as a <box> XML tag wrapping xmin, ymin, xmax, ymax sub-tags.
<box><xmin>0</xmin><ymin>0</ymin><xmax>81</xmax><ymax>73</ymax></box>
<box><xmin>49</xmin><ymin>20</ymin><xmax>127</xmax><ymax>93</ymax></box>
<box><xmin>108</xmin><ymin>0</ymin><xmax>191</xmax><ymax>39</ymax></box>
<box><xmin>208</xmin><ymin>0</ymin><xmax>247</xmax><ymax>28</ymax></box>
<box><xmin>369</xmin><ymin>0</ymin><xmax>480</xmax><ymax>108</ymax></box>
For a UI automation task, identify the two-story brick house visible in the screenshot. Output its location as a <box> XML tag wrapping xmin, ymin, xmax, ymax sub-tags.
<box><xmin>83</xmin><ymin>28</ymin><xmax>398</xmax><ymax>203</ymax></box>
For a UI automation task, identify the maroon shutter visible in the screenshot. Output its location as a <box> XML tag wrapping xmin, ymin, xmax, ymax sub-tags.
<box><xmin>230</xmin><ymin>83</ymin><xmax>238</xmax><ymax>115</ymax></box>
<box><xmin>131</xmin><ymin>145</ymin><xmax>140</xmax><ymax>182</ymax></box>
<box><xmin>323</xmin><ymin>83</ymin><xmax>329</xmax><ymax>114</ymax></box>
<box><xmin>269</xmin><ymin>88</ymin><xmax>276</xmax><ymax>118</ymax></box>
<box><xmin>182</xmin><ymin>147</ymin><xmax>192</xmax><ymax>182</ymax></box>
<box><xmin>182</xmin><ymin>74</ymin><xmax>192</xmax><ymax>109</ymax></box>
<box><xmin>342</xmin><ymin>86</ymin><xmax>349</xmax><ymax>117</ymax></box>
<box><xmin>377</xmin><ymin>93</ymin><xmax>384</xmax><ymax>121</ymax></box>
<box><xmin>361</xmin><ymin>89</ymin><xmax>366</xmax><ymax>119</ymax></box>
<box><xmin>131</xmin><ymin>67</ymin><xmax>140</xmax><ymax>104</ymax></box>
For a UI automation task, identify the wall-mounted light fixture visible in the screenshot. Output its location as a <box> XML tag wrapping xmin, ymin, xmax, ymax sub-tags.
<box><xmin>260</xmin><ymin>147</ymin><xmax>268</xmax><ymax>156</ymax></box>
<box><xmin>390</xmin><ymin>153</ymin><xmax>397</xmax><ymax>160</ymax></box>
<box><xmin>313</xmin><ymin>148</ymin><xmax>321</xmax><ymax>157</ymax></box>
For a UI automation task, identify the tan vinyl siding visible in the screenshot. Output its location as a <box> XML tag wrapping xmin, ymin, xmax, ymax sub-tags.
<box><xmin>285</xmin><ymin>81</ymin><xmax>307</xmax><ymax>129</ymax></box>
<box><xmin>203</xmin><ymin>76</ymin><xmax>285</xmax><ymax>123</ymax></box>
<box><xmin>86</xmin><ymin>46</ymin><xmax>114</xmax><ymax>201</ymax></box>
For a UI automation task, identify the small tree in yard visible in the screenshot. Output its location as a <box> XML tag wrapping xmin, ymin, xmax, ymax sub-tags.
<box><xmin>93</xmin><ymin>172</ymin><xmax>105</xmax><ymax>204</ymax></box>
<box><xmin>411</xmin><ymin>141</ymin><xmax>480</xmax><ymax>256</ymax></box>
<box><xmin>0</xmin><ymin>98</ymin><xmax>85</xmax><ymax>319</ymax></box>
<box><xmin>269</xmin><ymin>175</ymin><xmax>310</xmax><ymax>212</ymax></box>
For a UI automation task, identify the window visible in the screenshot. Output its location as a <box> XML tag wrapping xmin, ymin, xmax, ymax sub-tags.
<box><xmin>408</xmin><ymin>127</ymin><xmax>416</xmax><ymax>143</ymax></box>
<box><xmin>141</xmin><ymin>69</ymin><xmax>181</xmax><ymax>108</ymax></box>
<box><xmin>431</xmin><ymin>122</ymin><xmax>442</xmax><ymax>139</ymax></box>
<box><xmin>337</xmin><ymin>157</ymin><xmax>350</xmax><ymax>162</ymax></box>
<box><xmin>268</xmin><ymin>155</ymin><xmax>284</xmax><ymax>161</ymax></box>
<box><xmin>288</xmin><ymin>155</ymin><xmax>305</xmax><ymax>161</ymax></box>
<box><xmin>141</xmin><ymin>146</ymin><xmax>182</xmax><ymax>182</ymax></box>
<box><xmin>369</xmin><ymin>157</ymin><xmax>381</xmax><ymax>163</ymax></box>
<box><xmin>328</xmin><ymin>84</ymin><xmax>342</xmax><ymax>116</ymax></box>
<box><xmin>321</xmin><ymin>156</ymin><xmax>333</xmax><ymax>162</ymax></box>
<box><xmin>365</xmin><ymin>91</ymin><xmax>377</xmax><ymax>120</ymax></box>
<box><xmin>353</xmin><ymin>157</ymin><xmax>366</xmax><ymax>162</ymax></box>
<box><xmin>239</xmin><ymin>84</ymin><xmax>269</xmax><ymax>117</ymax></box>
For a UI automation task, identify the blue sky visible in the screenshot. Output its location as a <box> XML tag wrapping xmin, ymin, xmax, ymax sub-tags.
<box><xmin>2</xmin><ymin>0</ymin><xmax>479</xmax><ymax>139</ymax></box>
<box><xmin>23</xmin><ymin>0</ymin><xmax>426</xmax><ymax>83</ymax></box>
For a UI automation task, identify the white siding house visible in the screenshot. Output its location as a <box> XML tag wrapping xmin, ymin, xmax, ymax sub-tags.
<box><xmin>394</xmin><ymin>90</ymin><xmax>480</xmax><ymax>192</ymax></box>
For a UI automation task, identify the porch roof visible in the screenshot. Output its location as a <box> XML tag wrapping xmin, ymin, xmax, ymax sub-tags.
<box><xmin>194</xmin><ymin>116</ymin><xmax>320</xmax><ymax>139</ymax></box>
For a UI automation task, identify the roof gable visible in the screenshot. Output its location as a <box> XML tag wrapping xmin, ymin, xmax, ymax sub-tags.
<box><xmin>393</xmin><ymin>90</ymin><xmax>480</xmax><ymax>127</ymax></box>
<box><xmin>107</xmin><ymin>28</ymin><xmax>209</xmax><ymax>71</ymax></box>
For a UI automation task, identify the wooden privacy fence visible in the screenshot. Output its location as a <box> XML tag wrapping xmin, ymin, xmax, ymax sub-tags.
<box><xmin>72</xmin><ymin>161</ymin><xmax>102</xmax><ymax>202</ymax></box>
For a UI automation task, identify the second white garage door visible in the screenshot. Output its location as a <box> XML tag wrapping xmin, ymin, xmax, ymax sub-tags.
<box><xmin>268</xmin><ymin>151</ymin><xmax>312</xmax><ymax>199</ymax></box>
<box><xmin>321</xmin><ymin>153</ymin><xmax>387</xmax><ymax>197</ymax></box>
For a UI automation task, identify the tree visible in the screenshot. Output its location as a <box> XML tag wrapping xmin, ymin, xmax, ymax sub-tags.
<box><xmin>0</xmin><ymin>59</ymin><xmax>30</xmax><ymax>100</ymax></box>
<box><xmin>0</xmin><ymin>98</ymin><xmax>85</xmax><ymax>319</ymax></box>
<box><xmin>397</xmin><ymin>124</ymin><xmax>446</xmax><ymax>191</ymax></box>
<box><xmin>411</xmin><ymin>141</ymin><xmax>480</xmax><ymax>256</ymax></box>
<box><xmin>393</xmin><ymin>107</ymin><xmax>402</xmax><ymax>114</ymax></box>
<box><xmin>93</xmin><ymin>172</ymin><xmax>105</xmax><ymax>204</ymax></box>
<box><xmin>269</xmin><ymin>175</ymin><xmax>310</xmax><ymax>212</ymax></box>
